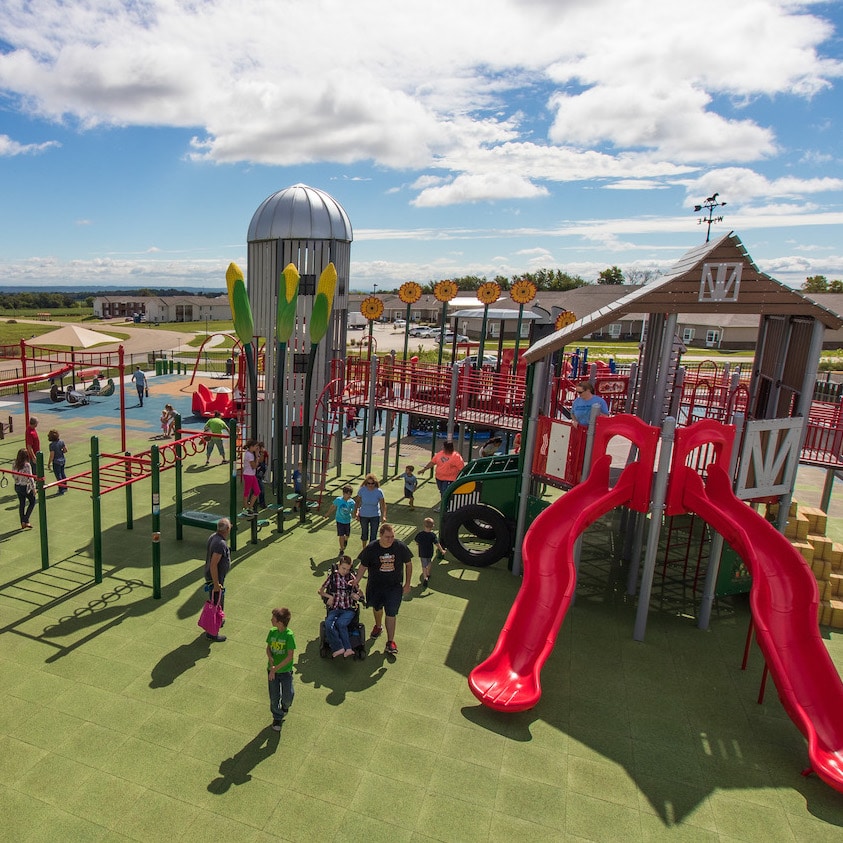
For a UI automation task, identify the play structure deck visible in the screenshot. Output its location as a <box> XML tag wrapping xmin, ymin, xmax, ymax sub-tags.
<box><xmin>335</xmin><ymin>355</ymin><xmax>843</xmax><ymax>470</ymax></box>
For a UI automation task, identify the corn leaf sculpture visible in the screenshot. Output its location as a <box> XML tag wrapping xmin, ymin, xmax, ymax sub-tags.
<box><xmin>299</xmin><ymin>262</ymin><xmax>338</xmax><ymax>523</ymax></box>
<box><xmin>225</xmin><ymin>262</ymin><xmax>258</xmax><ymax>438</ymax></box>
<box><xmin>277</xmin><ymin>263</ymin><xmax>300</xmax><ymax>343</ymax></box>
<box><xmin>309</xmin><ymin>262</ymin><xmax>338</xmax><ymax>346</ymax></box>
<box><xmin>273</xmin><ymin>263</ymin><xmax>300</xmax><ymax>531</ymax></box>
<box><xmin>226</xmin><ymin>263</ymin><xmax>255</xmax><ymax>345</ymax></box>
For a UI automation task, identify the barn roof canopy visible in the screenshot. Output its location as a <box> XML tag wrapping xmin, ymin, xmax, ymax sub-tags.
<box><xmin>522</xmin><ymin>232</ymin><xmax>843</xmax><ymax>364</ymax></box>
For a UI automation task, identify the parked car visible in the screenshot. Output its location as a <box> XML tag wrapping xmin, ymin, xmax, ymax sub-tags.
<box><xmin>456</xmin><ymin>353</ymin><xmax>498</xmax><ymax>368</ymax></box>
<box><xmin>409</xmin><ymin>325</ymin><xmax>435</xmax><ymax>338</ymax></box>
<box><xmin>393</xmin><ymin>319</ymin><xmax>407</xmax><ymax>328</ymax></box>
<box><xmin>436</xmin><ymin>331</ymin><xmax>469</xmax><ymax>345</ymax></box>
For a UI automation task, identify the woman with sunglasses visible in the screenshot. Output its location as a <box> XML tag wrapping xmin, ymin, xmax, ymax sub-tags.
<box><xmin>355</xmin><ymin>474</ymin><xmax>386</xmax><ymax>550</ymax></box>
<box><xmin>571</xmin><ymin>382</ymin><xmax>609</xmax><ymax>426</ymax></box>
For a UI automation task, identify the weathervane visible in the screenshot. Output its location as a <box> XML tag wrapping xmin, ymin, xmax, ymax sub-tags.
<box><xmin>694</xmin><ymin>193</ymin><xmax>727</xmax><ymax>243</ymax></box>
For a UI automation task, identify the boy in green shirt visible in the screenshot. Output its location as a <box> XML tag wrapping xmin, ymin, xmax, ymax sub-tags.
<box><xmin>266</xmin><ymin>607</ymin><xmax>296</xmax><ymax>730</ymax></box>
<box><xmin>204</xmin><ymin>411</ymin><xmax>228</xmax><ymax>464</ymax></box>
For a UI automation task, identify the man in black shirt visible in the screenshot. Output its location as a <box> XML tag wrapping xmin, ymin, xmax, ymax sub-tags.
<box><xmin>204</xmin><ymin>518</ymin><xmax>231</xmax><ymax>642</ymax></box>
<box><xmin>355</xmin><ymin>523</ymin><xmax>413</xmax><ymax>656</ymax></box>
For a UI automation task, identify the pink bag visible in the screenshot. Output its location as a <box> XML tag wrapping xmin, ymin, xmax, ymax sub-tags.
<box><xmin>198</xmin><ymin>599</ymin><xmax>224</xmax><ymax>637</ymax></box>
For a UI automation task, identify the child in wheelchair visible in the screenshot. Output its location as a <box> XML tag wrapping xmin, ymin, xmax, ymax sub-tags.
<box><xmin>318</xmin><ymin>555</ymin><xmax>366</xmax><ymax>659</ymax></box>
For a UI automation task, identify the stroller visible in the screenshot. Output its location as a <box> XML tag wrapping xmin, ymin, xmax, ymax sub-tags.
<box><xmin>318</xmin><ymin>563</ymin><xmax>367</xmax><ymax>660</ymax></box>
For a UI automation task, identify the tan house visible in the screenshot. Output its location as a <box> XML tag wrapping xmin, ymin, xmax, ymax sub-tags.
<box><xmin>93</xmin><ymin>295</ymin><xmax>231</xmax><ymax>324</ymax></box>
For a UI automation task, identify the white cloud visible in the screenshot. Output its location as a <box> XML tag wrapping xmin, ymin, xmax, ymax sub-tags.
<box><xmin>412</xmin><ymin>172</ymin><xmax>549</xmax><ymax>206</ymax></box>
<box><xmin>680</xmin><ymin>167</ymin><xmax>843</xmax><ymax>203</ymax></box>
<box><xmin>0</xmin><ymin>133</ymin><xmax>59</xmax><ymax>155</ymax></box>
<box><xmin>0</xmin><ymin>0</ymin><xmax>838</xmax><ymax>205</ymax></box>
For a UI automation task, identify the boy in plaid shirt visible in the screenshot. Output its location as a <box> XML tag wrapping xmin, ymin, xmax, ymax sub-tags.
<box><xmin>318</xmin><ymin>556</ymin><xmax>363</xmax><ymax>658</ymax></box>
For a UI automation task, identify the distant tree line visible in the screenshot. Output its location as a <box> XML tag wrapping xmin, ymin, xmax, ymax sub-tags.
<box><xmin>0</xmin><ymin>288</ymin><xmax>223</xmax><ymax>310</ymax></box>
<box><xmin>368</xmin><ymin>266</ymin><xmax>661</xmax><ymax>294</ymax></box>
<box><xmin>802</xmin><ymin>275</ymin><xmax>843</xmax><ymax>293</ymax></box>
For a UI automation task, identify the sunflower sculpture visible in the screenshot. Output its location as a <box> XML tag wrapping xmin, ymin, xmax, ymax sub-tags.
<box><xmin>399</xmin><ymin>282</ymin><xmax>423</xmax><ymax>304</ymax></box>
<box><xmin>477</xmin><ymin>281</ymin><xmax>501</xmax><ymax>305</ymax></box>
<box><xmin>510</xmin><ymin>279</ymin><xmax>537</xmax><ymax>305</ymax></box>
<box><xmin>433</xmin><ymin>279</ymin><xmax>458</xmax><ymax>302</ymax></box>
<box><xmin>361</xmin><ymin>296</ymin><xmax>384</xmax><ymax>322</ymax></box>
<box><xmin>555</xmin><ymin>310</ymin><xmax>576</xmax><ymax>330</ymax></box>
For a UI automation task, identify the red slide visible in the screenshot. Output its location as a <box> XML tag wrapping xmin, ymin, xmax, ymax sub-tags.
<box><xmin>468</xmin><ymin>454</ymin><xmax>640</xmax><ymax>711</ymax></box>
<box><xmin>679</xmin><ymin>464</ymin><xmax>843</xmax><ymax>793</ymax></box>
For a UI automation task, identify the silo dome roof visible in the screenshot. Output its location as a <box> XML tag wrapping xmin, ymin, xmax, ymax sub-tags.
<box><xmin>248</xmin><ymin>183</ymin><xmax>353</xmax><ymax>242</ymax></box>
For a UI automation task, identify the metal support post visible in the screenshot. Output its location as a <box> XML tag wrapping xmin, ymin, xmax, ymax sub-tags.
<box><xmin>512</xmin><ymin>360</ymin><xmax>547</xmax><ymax>577</ymax></box>
<box><xmin>633</xmin><ymin>417</ymin><xmax>676</xmax><ymax>642</ymax></box>
<box><xmin>151</xmin><ymin>445</ymin><xmax>161</xmax><ymax>599</ymax></box>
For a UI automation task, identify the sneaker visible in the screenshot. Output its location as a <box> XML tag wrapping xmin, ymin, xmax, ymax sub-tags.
<box><xmin>205</xmin><ymin>633</ymin><xmax>227</xmax><ymax>642</ymax></box>
<box><xmin>271</xmin><ymin>721</ymin><xmax>282</xmax><ymax>731</ymax></box>
<box><xmin>371</xmin><ymin>624</ymin><xmax>383</xmax><ymax>639</ymax></box>
<box><xmin>385</xmin><ymin>640</ymin><xmax>398</xmax><ymax>655</ymax></box>
<box><xmin>421</xmin><ymin>577</ymin><xmax>429</xmax><ymax>589</ymax></box>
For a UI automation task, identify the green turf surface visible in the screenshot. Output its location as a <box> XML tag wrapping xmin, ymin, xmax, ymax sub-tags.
<box><xmin>1</xmin><ymin>381</ymin><xmax>843</xmax><ymax>841</ymax></box>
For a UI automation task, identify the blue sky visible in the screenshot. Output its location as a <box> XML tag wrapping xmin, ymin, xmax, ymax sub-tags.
<box><xmin>1</xmin><ymin>0</ymin><xmax>842</xmax><ymax>291</ymax></box>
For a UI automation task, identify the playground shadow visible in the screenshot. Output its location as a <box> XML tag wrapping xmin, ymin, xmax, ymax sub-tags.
<box><xmin>11</xmin><ymin>499</ymin><xmax>275</xmax><ymax>661</ymax></box>
<box><xmin>310</xmin><ymin>554</ymin><xmax>341</xmax><ymax>580</ymax></box>
<box><xmin>441</xmin><ymin>543</ymin><xmax>843</xmax><ymax>829</ymax></box>
<box><xmin>295</xmin><ymin>637</ymin><xmax>387</xmax><ymax>706</ymax></box>
<box><xmin>207</xmin><ymin>726</ymin><xmax>281</xmax><ymax>794</ymax></box>
<box><xmin>149</xmin><ymin>634</ymin><xmax>213</xmax><ymax>688</ymax></box>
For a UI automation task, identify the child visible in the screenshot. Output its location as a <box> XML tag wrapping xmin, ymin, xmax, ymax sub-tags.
<box><xmin>330</xmin><ymin>485</ymin><xmax>356</xmax><ymax>557</ymax></box>
<box><xmin>344</xmin><ymin>405</ymin><xmax>358</xmax><ymax>439</ymax></box>
<box><xmin>241</xmin><ymin>439</ymin><xmax>259</xmax><ymax>516</ymax></box>
<box><xmin>13</xmin><ymin>448</ymin><xmax>36</xmax><ymax>529</ymax></box>
<box><xmin>255</xmin><ymin>441</ymin><xmax>268</xmax><ymax>508</ymax></box>
<box><xmin>159</xmin><ymin>404</ymin><xmax>175</xmax><ymax>439</ymax></box>
<box><xmin>398</xmin><ymin>465</ymin><xmax>418</xmax><ymax>510</ymax></box>
<box><xmin>292</xmin><ymin>462</ymin><xmax>303</xmax><ymax>511</ymax></box>
<box><xmin>266</xmin><ymin>607</ymin><xmax>295</xmax><ymax>730</ymax></box>
<box><xmin>318</xmin><ymin>556</ymin><xmax>363</xmax><ymax>658</ymax></box>
<box><xmin>46</xmin><ymin>428</ymin><xmax>68</xmax><ymax>494</ymax></box>
<box><xmin>414</xmin><ymin>517</ymin><xmax>446</xmax><ymax>588</ymax></box>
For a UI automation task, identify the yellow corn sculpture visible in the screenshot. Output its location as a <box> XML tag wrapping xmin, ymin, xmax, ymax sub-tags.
<box><xmin>309</xmin><ymin>263</ymin><xmax>338</xmax><ymax>346</ymax></box>
<box><xmin>225</xmin><ymin>262</ymin><xmax>255</xmax><ymax>345</ymax></box>
<box><xmin>299</xmin><ymin>261</ymin><xmax>339</xmax><ymax>524</ymax></box>
<box><xmin>277</xmin><ymin>263</ymin><xmax>300</xmax><ymax>343</ymax></box>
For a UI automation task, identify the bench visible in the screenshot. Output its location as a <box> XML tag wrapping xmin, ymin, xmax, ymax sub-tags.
<box><xmin>177</xmin><ymin>510</ymin><xmax>226</xmax><ymax>531</ymax></box>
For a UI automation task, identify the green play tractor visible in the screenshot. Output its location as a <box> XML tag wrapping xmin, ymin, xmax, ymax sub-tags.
<box><xmin>440</xmin><ymin>454</ymin><xmax>550</xmax><ymax>567</ymax></box>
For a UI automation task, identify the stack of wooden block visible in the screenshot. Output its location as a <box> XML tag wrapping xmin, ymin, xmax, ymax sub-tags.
<box><xmin>769</xmin><ymin>501</ymin><xmax>843</xmax><ymax>628</ymax></box>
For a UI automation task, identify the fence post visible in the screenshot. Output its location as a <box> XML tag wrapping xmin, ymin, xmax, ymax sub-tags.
<box><xmin>151</xmin><ymin>445</ymin><xmax>161</xmax><ymax>599</ymax></box>
<box><xmin>91</xmin><ymin>436</ymin><xmax>103</xmax><ymax>584</ymax></box>
<box><xmin>125</xmin><ymin>452</ymin><xmax>133</xmax><ymax>529</ymax></box>
<box><xmin>36</xmin><ymin>451</ymin><xmax>49</xmax><ymax>570</ymax></box>
<box><xmin>175</xmin><ymin>415</ymin><xmax>184</xmax><ymax>540</ymax></box>
<box><xmin>228</xmin><ymin>419</ymin><xmax>238</xmax><ymax>552</ymax></box>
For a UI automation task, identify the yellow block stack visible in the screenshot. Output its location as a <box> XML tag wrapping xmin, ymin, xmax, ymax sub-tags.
<box><xmin>766</xmin><ymin>502</ymin><xmax>843</xmax><ymax>627</ymax></box>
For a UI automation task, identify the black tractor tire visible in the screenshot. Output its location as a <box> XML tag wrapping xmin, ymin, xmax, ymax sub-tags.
<box><xmin>441</xmin><ymin>504</ymin><xmax>512</xmax><ymax>568</ymax></box>
<box><xmin>463</xmin><ymin>515</ymin><xmax>497</xmax><ymax>540</ymax></box>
